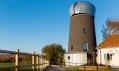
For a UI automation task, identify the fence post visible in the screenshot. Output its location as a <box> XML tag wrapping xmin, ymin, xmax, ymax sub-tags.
<box><xmin>39</xmin><ymin>56</ymin><xmax>41</xmax><ymax>70</ymax></box>
<box><xmin>32</xmin><ymin>52</ymin><xmax>35</xmax><ymax>71</ymax></box>
<box><xmin>64</xmin><ymin>62</ymin><xmax>65</xmax><ymax>67</ymax></box>
<box><xmin>42</xmin><ymin>58</ymin><xmax>44</xmax><ymax>69</ymax></box>
<box><xmin>84</xmin><ymin>64</ymin><xmax>85</xmax><ymax>70</ymax></box>
<box><xmin>70</xmin><ymin>62</ymin><xmax>71</xmax><ymax>67</ymax></box>
<box><xmin>36</xmin><ymin>55</ymin><xmax>39</xmax><ymax>71</ymax></box>
<box><xmin>15</xmin><ymin>49</ymin><xmax>19</xmax><ymax>71</ymax></box>
<box><xmin>40</xmin><ymin>57</ymin><xmax>43</xmax><ymax>70</ymax></box>
<box><xmin>97</xmin><ymin>65</ymin><xmax>98</xmax><ymax>70</ymax></box>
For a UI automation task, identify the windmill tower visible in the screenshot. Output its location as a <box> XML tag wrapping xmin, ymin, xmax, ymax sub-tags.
<box><xmin>65</xmin><ymin>1</ymin><xmax>96</xmax><ymax>66</ymax></box>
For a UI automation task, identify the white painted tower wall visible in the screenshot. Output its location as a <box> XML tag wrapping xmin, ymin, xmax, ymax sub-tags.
<box><xmin>65</xmin><ymin>53</ymin><xmax>87</xmax><ymax>66</ymax></box>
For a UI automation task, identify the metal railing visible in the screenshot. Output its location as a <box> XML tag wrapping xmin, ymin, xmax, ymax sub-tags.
<box><xmin>0</xmin><ymin>49</ymin><xmax>49</xmax><ymax>71</ymax></box>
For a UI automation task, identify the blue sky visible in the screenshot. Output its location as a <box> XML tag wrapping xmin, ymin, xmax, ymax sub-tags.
<box><xmin>0</xmin><ymin>0</ymin><xmax>119</xmax><ymax>54</ymax></box>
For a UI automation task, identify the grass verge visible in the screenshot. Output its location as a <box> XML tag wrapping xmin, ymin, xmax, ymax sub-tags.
<box><xmin>0</xmin><ymin>63</ymin><xmax>32</xmax><ymax>71</ymax></box>
<box><xmin>69</xmin><ymin>66</ymin><xmax>119</xmax><ymax>71</ymax></box>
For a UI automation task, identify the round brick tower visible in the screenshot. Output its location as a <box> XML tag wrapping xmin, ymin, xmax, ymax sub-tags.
<box><xmin>68</xmin><ymin>1</ymin><xmax>96</xmax><ymax>53</ymax></box>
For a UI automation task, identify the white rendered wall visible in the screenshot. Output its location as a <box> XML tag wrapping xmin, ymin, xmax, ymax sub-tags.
<box><xmin>64</xmin><ymin>53</ymin><xmax>87</xmax><ymax>66</ymax></box>
<box><xmin>97</xmin><ymin>47</ymin><xmax>119</xmax><ymax>68</ymax></box>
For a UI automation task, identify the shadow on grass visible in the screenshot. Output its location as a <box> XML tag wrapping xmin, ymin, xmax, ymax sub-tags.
<box><xmin>1</xmin><ymin>69</ymin><xmax>32</xmax><ymax>71</ymax></box>
<box><xmin>0</xmin><ymin>67</ymin><xmax>33</xmax><ymax>71</ymax></box>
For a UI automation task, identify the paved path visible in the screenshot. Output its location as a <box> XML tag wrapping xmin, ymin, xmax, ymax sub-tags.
<box><xmin>45</xmin><ymin>65</ymin><xmax>75</xmax><ymax>71</ymax></box>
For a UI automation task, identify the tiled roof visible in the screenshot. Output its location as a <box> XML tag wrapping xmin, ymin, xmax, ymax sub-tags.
<box><xmin>97</xmin><ymin>34</ymin><xmax>119</xmax><ymax>48</ymax></box>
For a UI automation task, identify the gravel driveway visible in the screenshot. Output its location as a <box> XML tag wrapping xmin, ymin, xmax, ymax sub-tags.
<box><xmin>45</xmin><ymin>65</ymin><xmax>75</xmax><ymax>71</ymax></box>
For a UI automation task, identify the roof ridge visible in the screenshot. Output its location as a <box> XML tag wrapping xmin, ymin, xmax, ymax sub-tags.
<box><xmin>109</xmin><ymin>33</ymin><xmax>119</xmax><ymax>35</ymax></box>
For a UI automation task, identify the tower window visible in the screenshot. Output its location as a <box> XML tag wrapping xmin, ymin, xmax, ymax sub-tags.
<box><xmin>84</xmin><ymin>42</ymin><xmax>88</xmax><ymax>51</ymax></box>
<box><xmin>71</xmin><ymin>45</ymin><xmax>73</xmax><ymax>50</ymax></box>
<box><xmin>68</xmin><ymin>56</ymin><xmax>70</xmax><ymax>59</ymax></box>
<box><xmin>83</xmin><ymin>29</ymin><xmax>87</xmax><ymax>33</ymax></box>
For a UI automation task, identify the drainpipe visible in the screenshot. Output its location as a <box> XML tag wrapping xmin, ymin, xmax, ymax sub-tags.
<box><xmin>99</xmin><ymin>48</ymin><xmax>102</xmax><ymax>64</ymax></box>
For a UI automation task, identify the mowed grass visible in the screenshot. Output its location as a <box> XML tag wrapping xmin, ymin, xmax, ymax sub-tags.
<box><xmin>0</xmin><ymin>62</ymin><xmax>14</xmax><ymax>66</ymax></box>
<box><xmin>70</xmin><ymin>66</ymin><xmax>119</xmax><ymax>71</ymax></box>
<box><xmin>0</xmin><ymin>67</ymin><xmax>32</xmax><ymax>71</ymax></box>
<box><xmin>0</xmin><ymin>63</ymin><xmax>32</xmax><ymax>71</ymax></box>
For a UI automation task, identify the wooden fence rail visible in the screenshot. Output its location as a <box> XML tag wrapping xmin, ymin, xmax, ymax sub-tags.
<box><xmin>64</xmin><ymin>62</ymin><xmax>110</xmax><ymax>70</ymax></box>
<box><xmin>0</xmin><ymin>49</ymin><xmax>49</xmax><ymax>71</ymax></box>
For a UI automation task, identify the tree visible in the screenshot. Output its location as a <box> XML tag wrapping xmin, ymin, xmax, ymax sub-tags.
<box><xmin>102</xmin><ymin>18</ymin><xmax>119</xmax><ymax>39</ymax></box>
<box><xmin>42</xmin><ymin>44</ymin><xmax>65</xmax><ymax>65</ymax></box>
<box><xmin>101</xmin><ymin>24</ymin><xmax>108</xmax><ymax>40</ymax></box>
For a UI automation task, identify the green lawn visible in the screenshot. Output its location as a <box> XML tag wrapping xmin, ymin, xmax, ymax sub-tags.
<box><xmin>1</xmin><ymin>68</ymin><xmax>32</xmax><ymax>71</ymax></box>
<box><xmin>0</xmin><ymin>63</ymin><xmax>33</xmax><ymax>71</ymax></box>
<box><xmin>0</xmin><ymin>63</ymin><xmax>14</xmax><ymax>66</ymax></box>
<box><xmin>70</xmin><ymin>66</ymin><xmax>119</xmax><ymax>71</ymax></box>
